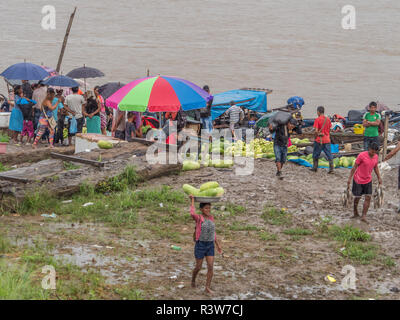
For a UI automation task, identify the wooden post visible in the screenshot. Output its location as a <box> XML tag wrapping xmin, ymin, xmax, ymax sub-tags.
<box><xmin>382</xmin><ymin>111</ymin><xmax>389</xmax><ymax>161</ymax></box>
<box><xmin>56</xmin><ymin>7</ymin><xmax>77</xmax><ymax>73</ymax></box>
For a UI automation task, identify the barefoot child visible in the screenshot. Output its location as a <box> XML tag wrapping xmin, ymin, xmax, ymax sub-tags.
<box><xmin>189</xmin><ymin>195</ymin><xmax>222</xmax><ymax>294</ymax></box>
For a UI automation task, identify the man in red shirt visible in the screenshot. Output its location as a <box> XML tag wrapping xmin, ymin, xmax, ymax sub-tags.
<box><xmin>347</xmin><ymin>143</ymin><xmax>382</xmax><ymax>223</ymax></box>
<box><xmin>311</xmin><ymin>106</ymin><xmax>334</xmax><ymax>173</ymax></box>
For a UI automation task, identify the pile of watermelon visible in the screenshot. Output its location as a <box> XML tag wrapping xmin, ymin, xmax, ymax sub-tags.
<box><xmin>206</xmin><ymin>139</ymin><xmax>299</xmax><ymax>160</ymax></box>
<box><xmin>182</xmin><ymin>157</ymin><xmax>234</xmax><ymax>171</ymax></box>
<box><xmin>182</xmin><ymin>181</ymin><xmax>225</xmax><ymax>197</ymax></box>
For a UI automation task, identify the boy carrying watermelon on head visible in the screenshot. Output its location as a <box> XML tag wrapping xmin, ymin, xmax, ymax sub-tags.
<box><xmin>189</xmin><ymin>195</ymin><xmax>223</xmax><ymax>295</ymax></box>
<box><xmin>347</xmin><ymin>142</ymin><xmax>382</xmax><ymax>224</ymax></box>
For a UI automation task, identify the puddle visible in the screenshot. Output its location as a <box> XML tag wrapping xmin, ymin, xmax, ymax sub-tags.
<box><xmin>52</xmin><ymin>246</ymin><xmax>126</xmax><ymax>268</ymax></box>
<box><xmin>44</xmin><ymin>222</ymin><xmax>98</xmax><ymax>233</ymax></box>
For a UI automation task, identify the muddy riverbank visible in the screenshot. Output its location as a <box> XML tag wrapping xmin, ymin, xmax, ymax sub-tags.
<box><xmin>1</xmin><ymin>157</ymin><xmax>400</xmax><ymax>300</ymax></box>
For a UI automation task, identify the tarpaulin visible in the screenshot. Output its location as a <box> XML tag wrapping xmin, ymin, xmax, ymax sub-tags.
<box><xmin>288</xmin><ymin>158</ymin><xmax>352</xmax><ymax>169</ymax></box>
<box><xmin>211</xmin><ymin>90</ymin><xmax>267</xmax><ymax>121</ymax></box>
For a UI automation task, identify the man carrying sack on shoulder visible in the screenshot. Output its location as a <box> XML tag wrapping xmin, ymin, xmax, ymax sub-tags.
<box><xmin>311</xmin><ymin>106</ymin><xmax>334</xmax><ymax>174</ymax></box>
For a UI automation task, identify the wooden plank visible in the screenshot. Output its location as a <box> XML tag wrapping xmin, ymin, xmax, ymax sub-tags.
<box><xmin>50</xmin><ymin>153</ymin><xmax>106</xmax><ymax>167</ymax></box>
<box><xmin>240</xmin><ymin>88</ymin><xmax>273</xmax><ymax>94</ymax></box>
<box><xmin>0</xmin><ymin>175</ymin><xmax>30</xmax><ymax>183</ymax></box>
<box><xmin>383</xmin><ymin>112</ymin><xmax>389</xmax><ymax>161</ymax></box>
<box><xmin>335</xmin><ymin>151</ymin><xmax>363</xmax><ymax>157</ymax></box>
<box><xmin>129</xmin><ymin>137</ymin><xmax>154</xmax><ymax>146</ymax></box>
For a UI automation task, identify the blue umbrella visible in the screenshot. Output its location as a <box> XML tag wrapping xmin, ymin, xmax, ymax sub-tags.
<box><xmin>0</xmin><ymin>62</ymin><xmax>49</xmax><ymax>80</ymax></box>
<box><xmin>43</xmin><ymin>75</ymin><xmax>79</xmax><ymax>88</ymax></box>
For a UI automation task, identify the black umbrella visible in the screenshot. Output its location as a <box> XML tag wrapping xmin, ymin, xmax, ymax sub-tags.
<box><xmin>66</xmin><ymin>65</ymin><xmax>105</xmax><ymax>92</ymax></box>
<box><xmin>98</xmin><ymin>82</ymin><xmax>126</xmax><ymax>100</ymax></box>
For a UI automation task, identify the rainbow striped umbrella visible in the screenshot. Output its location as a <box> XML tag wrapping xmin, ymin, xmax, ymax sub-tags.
<box><xmin>106</xmin><ymin>76</ymin><xmax>211</xmax><ymax>112</ymax></box>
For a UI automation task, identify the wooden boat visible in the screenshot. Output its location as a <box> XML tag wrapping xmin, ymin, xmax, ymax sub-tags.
<box><xmin>292</xmin><ymin>128</ymin><xmax>375</xmax><ymax>145</ymax></box>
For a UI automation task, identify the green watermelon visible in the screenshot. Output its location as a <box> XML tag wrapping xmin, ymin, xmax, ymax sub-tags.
<box><xmin>319</xmin><ymin>160</ymin><xmax>329</xmax><ymax>167</ymax></box>
<box><xmin>182</xmin><ymin>160</ymin><xmax>201</xmax><ymax>171</ymax></box>
<box><xmin>200</xmin><ymin>181</ymin><xmax>220</xmax><ymax>191</ymax></box>
<box><xmin>182</xmin><ymin>184</ymin><xmax>200</xmax><ymax>196</ymax></box>
<box><xmin>215</xmin><ymin>187</ymin><xmax>225</xmax><ymax>197</ymax></box>
<box><xmin>333</xmin><ymin>158</ymin><xmax>340</xmax><ymax>168</ymax></box>
<box><xmin>198</xmin><ymin>188</ymin><xmax>219</xmax><ymax>197</ymax></box>
<box><xmin>98</xmin><ymin>140</ymin><xmax>113</xmax><ymax>149</ymax></box>
<box><xmin>342</xmin><ymin>157</ymin><xmax>350</xmax><ymax>168</ymax></box>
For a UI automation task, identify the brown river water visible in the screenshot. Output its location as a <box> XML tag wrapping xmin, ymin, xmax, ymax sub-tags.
<box><xmin>1</xmin><ymin>0</ymin><xmax>400</xmax><ymax>117</ymax></box>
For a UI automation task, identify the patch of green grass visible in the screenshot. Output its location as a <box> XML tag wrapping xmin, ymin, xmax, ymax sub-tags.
<box><xmin>0</xmin><ymin>235</ymin><xmax>12</xmax><ymax>254</ymax></box>
<box><xmin>0</xmin><ymin>162</ymin><xmax>11</xmax><ymax>172</ymax></box>
<box><xmin>229</xmin><ymin>222</ymin><xmax>260</xmax><ymax>232</ymax></box>
<box><xmin>57</xmin><ymin>186</ymin><xmax>186</xmax><ymax>228</ymax></box>
<box><xmin>0</xmin><ymin>262</ymin><xmax>50</xmax><ymax>299</ymax></box>
<box><xmin>261</xmin><ymin>206</ymin><xmax>292</xmax><ymax>226</ymax></box>
<box><xmin>95</xmin><ymin>166</ymin><xmax>140</xmax><ymax>193</ymax></box>
<box><xmin>0</xmin><ymin>132</ymin><xmax>10</xmax><ymax>143</ymax></box>
<box><xmin>113</xmin><ymin>287</ymin><xmax>144</xmax><ymax>300</ymax></box>
<box><xmin>134</xmin><ymin>186</ymin><xmax>186</xmax><ymax>210</ymax></box>
<box><xmin>224</xmin><ymin>203</ymin><xmax>245</xmax><ymax>216</ymax></box>
<box><xmin>148</xmin><ymin>224</ymin><xmax>182</xmax><ymax>243</ymax></box>
<box><xmin>381</xmin><ymin>256</ymin><xmax>396</xmax><ymax>268</ymax></box>
<box><xmin>339</xmin><ymin>242</ymin><xmax>378</xmax><ymax>265</ymax></box>
<box><xmin>315</xmin><ymin>216</ymin><xmax>333</xmax><ymax>234</ymax></box>
<box><xmin>63</xmin><ymin>161</ymin><xmax>81</xmax><ymax>171</ymax></box>
<box><xmin>3</xmin><ymin>165</ymin><xmax>186</xmax><ymax>229</ymax></box>
<box><xmin>328</xmin><ymin>225</ymin><xmax>394</xmax><ymax>267</ymax></box>
<box><xmin>329</xmin><ymin>225</ymin><xmax>371</xmax><ymax>242</ymax></box>
<box><xmin>80</xmin><ymin>181</ymin><xmax>96</xmax><ymax>197</ymax></box>
<box><xmin>283</xmin><ymin>228</ymin><xmax>313</xmax><ymax>236</ymax></box>
<box><xmin>259</xmin><ymin>231</ymin><xmax>278</xmax><ymax>241</ymax></box>
<box><xmin>18</xmin><ymin>190</ymin><xmax>60</xmax><ymax>215</ymax></box>
<box><xmin>0</xmin><ymin>238</ymin><xmax>147</xmax><ymax>300</ymax></box>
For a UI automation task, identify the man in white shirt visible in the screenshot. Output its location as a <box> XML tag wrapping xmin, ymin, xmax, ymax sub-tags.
<box><xmin>65</xmin><ymin>87</ymin><xmax>86</xmax><ymax>145</ymax></box>
<box><xmin>225</xmin><ymin>101</ymin><xmax>244</xmax><ymax>140</ymax></box>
